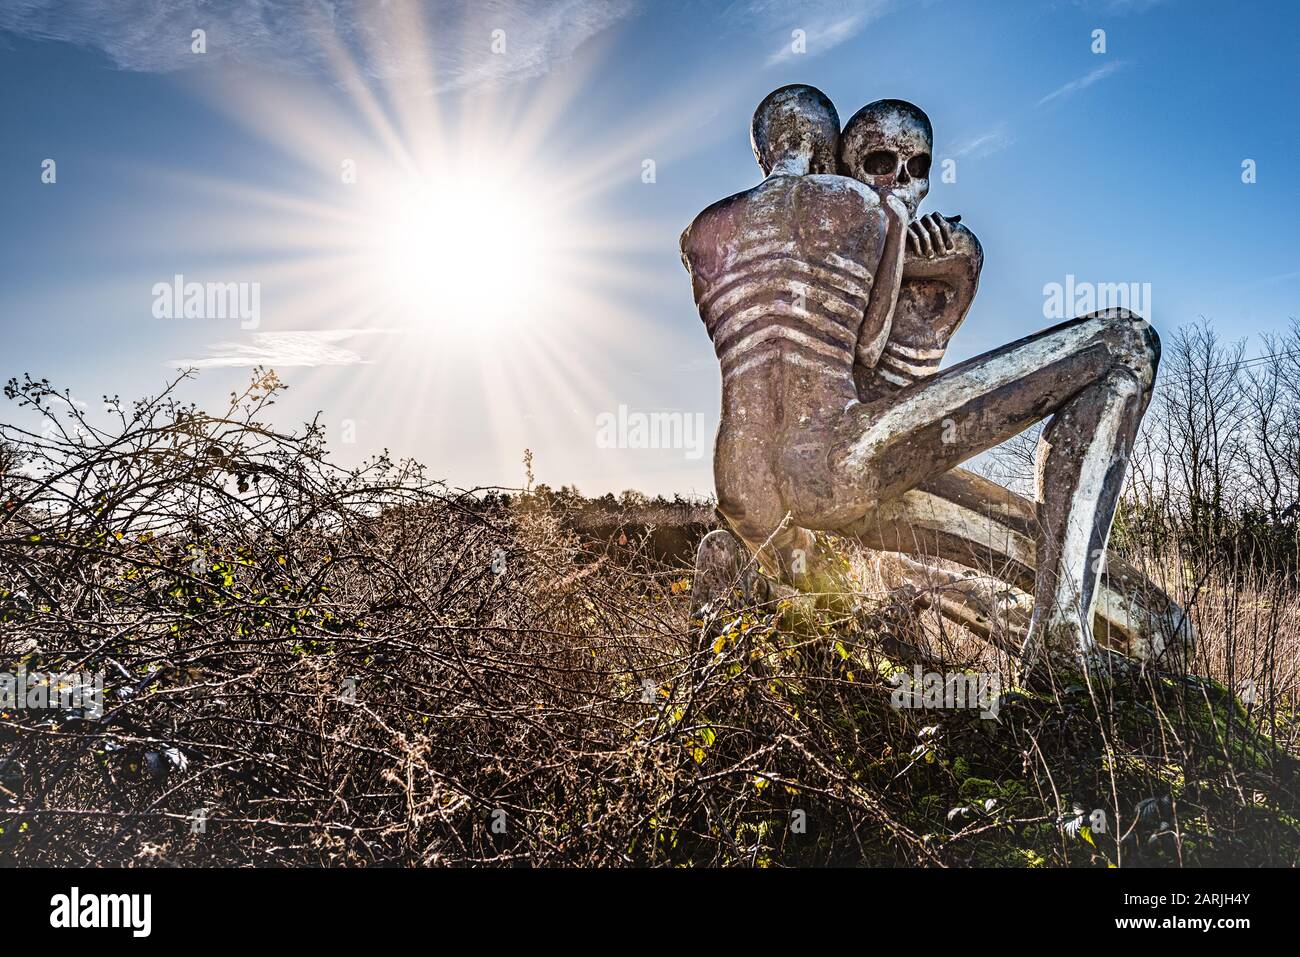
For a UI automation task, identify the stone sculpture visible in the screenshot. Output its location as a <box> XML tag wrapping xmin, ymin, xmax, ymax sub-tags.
<box><xmin>681</xmin><ymin>84</ymin><xmax>1191</xmax><ymax>671</ymax></box>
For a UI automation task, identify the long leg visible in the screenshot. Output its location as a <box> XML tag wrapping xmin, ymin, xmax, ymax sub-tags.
<box><xmin>873</xmin><ymin>550</ymin><xmax>1031</xmax><ymax>651</ymax></box>
<box><xmin>851</xmin><ymin>466</ymin><xmax>1194</xmax><ymax>661</ymax></box>
<box><xmin>698</xmin><ymin>471</ymin><xmax>1191</xmax><ymax>664</ymax></box>
<box><xmin>818</xmin><ymin>309</ymin><xmax>1159</xmax><ymax>667</ymax></box>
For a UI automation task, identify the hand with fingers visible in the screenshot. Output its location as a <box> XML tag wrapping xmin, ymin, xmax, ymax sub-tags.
<box><xmin>906</xmin><ymin>211</ymin><xmax>960</xmax><ymax>258</ymax></box>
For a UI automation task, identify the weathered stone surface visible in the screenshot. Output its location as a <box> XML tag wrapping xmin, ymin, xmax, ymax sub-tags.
<box><xmin>683</xmin><ymin>84</ymin><xmax>1192</xmax><ymax>669</ymax></box>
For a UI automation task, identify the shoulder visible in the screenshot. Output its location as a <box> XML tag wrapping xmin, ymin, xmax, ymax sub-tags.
<box><xmin>680</xmin><ymin>187</ymin><xmax>753</xmax><ymax>257</ymax></box>
<box><xmin>802</xmin><ymin>173</ymin><xmax>884</xmax><ymax>208</ymax></box>
<box><xmin>796</xmin><ymin>174</ymin><xmax>899</xmax><ymax>233</ymax></box>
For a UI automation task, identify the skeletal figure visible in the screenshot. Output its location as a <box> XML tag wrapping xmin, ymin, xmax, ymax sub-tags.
<box><xmin>839</xmin><ymin>100</ymin><xmax>980</xmax><ymax>402</ymax></box>
<box><xmin>838</xmin><ymin>99</ymin><xmax>1190</xmax><ymax>661</ymax></box>
<box><xmin>682</xmin><ymin>85</ymin><xmax>1171</xmax><ymax>671</ymax></box>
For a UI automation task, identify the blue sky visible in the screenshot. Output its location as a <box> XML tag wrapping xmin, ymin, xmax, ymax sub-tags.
<box><xmin>1</xmin><ymin>0</ymin><xmax>1297</xmax><ymax>496</ymax></box>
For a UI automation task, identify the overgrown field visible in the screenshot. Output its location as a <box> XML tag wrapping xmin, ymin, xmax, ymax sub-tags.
<box><xmin>0</xmin><ymin>370</ymin><xmax>1296</xmax><ymax>866</ymax></box>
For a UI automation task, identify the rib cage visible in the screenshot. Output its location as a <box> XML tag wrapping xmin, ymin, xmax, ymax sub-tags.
<box><xmin>697</xmin><ymin>240</ymin><xmax>873</xmax><ymax>382</ymax></box>
<box><xmin>875</xmin><ymin>341</ymin><xmax>944</xmax><ymax>387</ymax></box>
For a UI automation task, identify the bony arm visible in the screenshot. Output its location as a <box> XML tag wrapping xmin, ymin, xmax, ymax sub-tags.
<box><xmin>890</xmin><ymin>216</ymin><xmax>983</xmax><ymax>356</ymax></box>
<box><xmin>854</xmin><ymin>193</ymin><xmax>910</xmax><ymax>371</ymax></box>
<box><xmin>902</xmin><ymin>214</ymin><xmax>983</xmax><ymax>286</ymax></box>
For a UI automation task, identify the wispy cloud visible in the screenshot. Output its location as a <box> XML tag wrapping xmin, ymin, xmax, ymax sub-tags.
<box><xmin>1036</xmin><ymin>59</ymin><xmax>1128</xmax><ymax>107</ymax></box>
<box><xmin>1075</xmin><ymin>0</ymin><xmax>1171</xmax><ymax>12</ymax></box>
<box><xmin>1238</xmin><ymin>269</ymin><xmax>1300</xmax><ymax>291</ymax></box>
<box><xmin>170</xmin><ymin>330</ymin><xmax>382</xmax><ymax>369</ymax></box>
<box><xmin>756</xmin><ymin>0</ymin><xmax>896</xmax><ymax>65</ymax></box>
<box><xmin>0</xmin><ymin>0</ymin><xmax>638</xmax><ymax>87</ymax></box>
<box><xmin>947</xmin><ymin>125</ymin><xmax>1013</xmax><ymax>160</ymax></box>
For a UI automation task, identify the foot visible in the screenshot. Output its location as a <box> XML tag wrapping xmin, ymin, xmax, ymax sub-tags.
<box><xmin>690</xmin><ymin>529</ymin><xmax>749</xmax><ymax>620</ymax></box>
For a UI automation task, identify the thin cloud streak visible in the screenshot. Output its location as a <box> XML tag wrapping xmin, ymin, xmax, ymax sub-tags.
<box><xmin>947</xmin><ymin>126</ymin><xmax>1013</xmax><ymax>160</ymax></box>
<box><xmin>758</xmin><ymin>0</ymin><xmax>896</xmax><ymax>65</ymax></box>
<box><xmin>0</xmin><ymin>0</ymin><xmax>638</xmax><ymax>88</ymax></box>
<box><xmin>1037</xmin><ymin>59</ymin><xmax>1128</xmax><ymax>107</ymax></box>
<box><xmin>170</xmin><ymin>330</ymin><xmax>383</xmax><ymax>369</ymax></box>
<box><xmin>1079</xmin><ymin>0</ymin><xmax>1171</xmax><ymax>12</ymax></box>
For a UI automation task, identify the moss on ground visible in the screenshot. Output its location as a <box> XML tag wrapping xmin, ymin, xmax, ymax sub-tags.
<box><xmin>678</xmin><ymin>598</ymin><xmax>1300</xmax><ymax>867</ymax></box>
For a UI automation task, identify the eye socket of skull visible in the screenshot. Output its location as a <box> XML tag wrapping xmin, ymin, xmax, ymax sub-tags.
<box><xmin>906</xmin><ymin>153</ymin><xmax>932</xmax><ymax>180</ymax></box>
<box><xmin>861</xmin><ymin>149</ymin><xmax>897</xmax><ymax>177</ymax></box>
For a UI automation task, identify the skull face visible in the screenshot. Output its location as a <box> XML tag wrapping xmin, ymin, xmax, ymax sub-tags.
<box><xmin>839</xmin><ymin>99</ymin><xmax>933</xmax><ymax>220</ymax></box>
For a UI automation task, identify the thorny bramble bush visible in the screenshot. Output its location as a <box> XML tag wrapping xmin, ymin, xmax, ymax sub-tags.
<box><xmin>0</xmin><ymin>369</ymin><xmax>1295</xmax><ymax>866</ymax></box>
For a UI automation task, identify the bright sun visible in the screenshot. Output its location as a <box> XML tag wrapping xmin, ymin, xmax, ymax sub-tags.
<box><xmin>156</xmin><ymin>0</ymin><xmax>694</xmax><ymax>478</ymax></box>
<box><xmin>364</xmin><ymin>170</ymin><xmax>546</xmax><ymax>338</ymax></box>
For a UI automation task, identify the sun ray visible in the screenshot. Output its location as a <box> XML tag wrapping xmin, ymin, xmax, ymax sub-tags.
<box><xmin>88</xmin><ymin>0</ymin><xmax>745</xmax><ymax>486</ymax></box>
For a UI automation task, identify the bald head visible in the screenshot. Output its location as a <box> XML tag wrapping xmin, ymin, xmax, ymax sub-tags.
<box><xmin>751</xmin><ymin>84</ymin><xmax>840</xmax><ymax>176</ymax></box>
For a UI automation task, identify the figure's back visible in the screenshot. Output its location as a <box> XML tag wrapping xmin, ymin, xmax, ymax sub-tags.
<box><xmin>682</xmin><ymin>172</ymin><xmax>895</xmax><ymax>531</ymax></box>
<box><xmin>681</xmin><ymin>174</ymin><xmax>890</xmax><ymax>390</ymax></box>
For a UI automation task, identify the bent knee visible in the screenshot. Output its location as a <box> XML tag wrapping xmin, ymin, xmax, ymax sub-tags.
<box><xmin>1081</xmin><ymin>308</ymin><xmax>1160</xmax><ymax>387</ymax></box>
